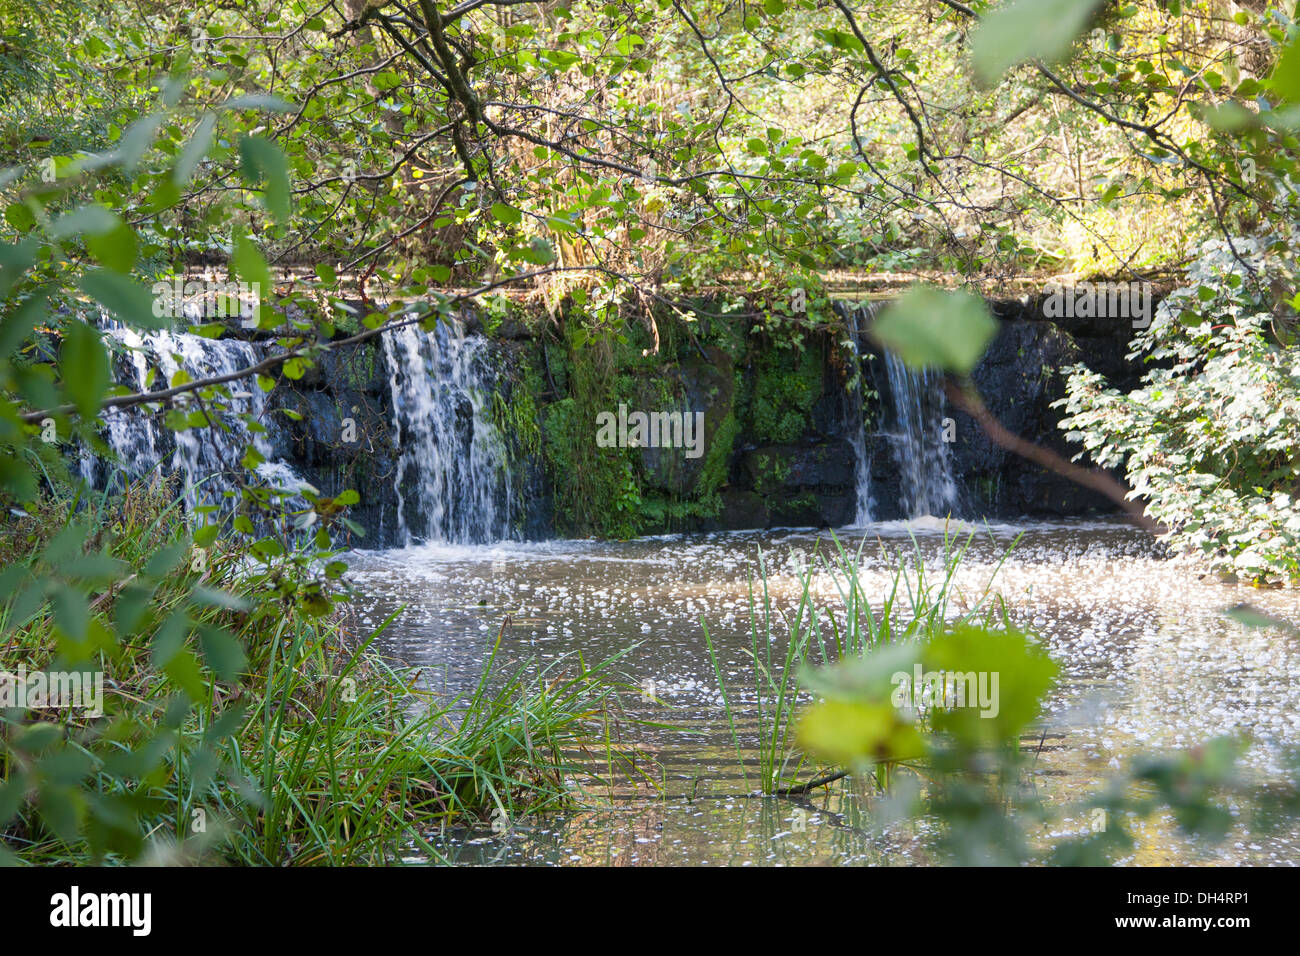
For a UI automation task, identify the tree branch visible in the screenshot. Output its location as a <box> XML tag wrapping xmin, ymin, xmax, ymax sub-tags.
<box><xmin>943</xmin><ymin>378</ymin><xmax>1164</xmax><ymax>534</ymax></box>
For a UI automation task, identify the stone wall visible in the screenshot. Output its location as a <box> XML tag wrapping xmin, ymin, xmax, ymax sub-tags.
<box><xmin>262</xmin><ymin>292</ymin><xmax>1143</xmax><ymax>541</ymax></box>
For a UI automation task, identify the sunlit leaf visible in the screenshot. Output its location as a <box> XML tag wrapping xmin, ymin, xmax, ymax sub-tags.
<box><xmin>971</xmin><ymin>0</ymin><xmax>1105</xmax><ymax>87</ymax></box>
<box><xmin>870</xmin><ymin>286</ymin><xmax>997</xmax><ymax>374</ymax></box>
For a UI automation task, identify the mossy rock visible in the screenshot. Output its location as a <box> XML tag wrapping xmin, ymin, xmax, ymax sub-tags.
<box><xmin>718</xmin><ymin>488</ymin><xmax>769</xmax><ymax>530</ymax></box>
<box><xmin>741</xmin><ymin>441</ymin><xmax>855</xmax><ymax>495</ymax></box>
<box><xmin>637</xmin><ymin>346</ymin><xmax>736</xmax><ymax>497</ymax></box>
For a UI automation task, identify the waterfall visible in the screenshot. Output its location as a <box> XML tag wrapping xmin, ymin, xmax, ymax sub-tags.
<box><xmin>78</xmin><ymin>324</ymin><xmax>156</xmax><ymax>490</ymax></box>
<box><xmin>842</xmin><ymin>304</ymin><xmax>874</xmax><ymax>525</ymax></box>
<box><xmin>881</xmin><ymin>351</ymin><xmax>959</xmax><ymax>518</ymax></box>
<box><xmin>381</xmin><ymin>318</ymin><xmax>514</xmax><ymax>545</ymax></box>
<box><xmin>91</xmin><ymin>323</ymin><xmax>307</xmax><ymax>511</ymax></box>
<box><xmin>86</xmin><ymin>308</ymin><xmax>517</xmax><ymax>546</ymax></box>
<box><xmin>842</xmin><ymin>299</ymin><xmax>962</xmax><ymax>521</ymax></box>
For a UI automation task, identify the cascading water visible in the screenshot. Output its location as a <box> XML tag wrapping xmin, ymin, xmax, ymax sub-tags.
<box><xmin>79</xmin><ymin>324</ymin><xmax>157</xmax><ymax>490</ymax></box>
<box><xmin>85</xmin><ymin>306</ymin><xmax>517</xmax><ymax>544</ymax></box>
<box><xmin>381</xmin><ymin>319</ymin><xmax>514</xmax><ymax>545</ymax></box>
<box><xmin>841</xmin><ymin>299</ymin><xmax>962</xmax><ymax>521</ymax></box>
<box><xmin>90</xmin><ymin>321</ymin><xmax>307</xmax><ymax>510</ymax></box>
<box><xmin>881</xmin><ymin>350</ymin><xmax>959</xmax><ymax>518</ymax></box>
<box><xmin>842</xmin><ymin>304</ymin><xmax>875</xmax><ymax>525</ymax></box>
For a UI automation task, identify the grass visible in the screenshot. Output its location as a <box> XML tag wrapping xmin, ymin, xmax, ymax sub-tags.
<box><xmin>0</xmin><ymin>474</ymin><xmax>637</xmax><ymax>865</ymax></box>
<box><xmin>702</xmin><ymin>524</ymin><xmax>1022</xmax><ymax>795</ymax></box>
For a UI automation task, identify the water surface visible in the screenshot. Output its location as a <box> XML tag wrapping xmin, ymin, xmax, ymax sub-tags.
<box><xmin>345</xmin><ymin>519</ymin><xmax>1300</xmax><ymax>865</ymax></box>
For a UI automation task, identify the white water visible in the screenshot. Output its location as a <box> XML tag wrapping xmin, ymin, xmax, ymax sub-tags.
<box><xmin>842</xmin><ymin>300</ymin><xmax>962</xmax><ymax>522</ymax></box>
<box><xmin>89</xmin><ymin>314</ymin><xmax>515</xmax><ymax>544</ymax></box>
<box><xmin>381</xmin><ymin>319</ymin><xmax>514</xmax><ymax>545</ymax></box>
<box><xmin>842</xmin><ymin>304</ymin><xmax>875</xmax><ymax>525</ymax></box>
<box><xmin>92</xmin><ymin>324</ymin><xmax>307</xmax><ymax>510</ymax></box>
<box><xmin>80</xmin><ymin>324</ymin><xmax>156</xmax><ymax>489</ymax></box>
<box><xmin>881</xmin><ymin>351</ymin><xmax>960</xmax><ymax>519</ymax></box>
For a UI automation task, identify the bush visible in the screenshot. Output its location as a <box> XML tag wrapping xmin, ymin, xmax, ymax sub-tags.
<box><xmin>1056</xmin><ymin>233</ymin><xmax>1300</xmax><ymax>584</ymax></box>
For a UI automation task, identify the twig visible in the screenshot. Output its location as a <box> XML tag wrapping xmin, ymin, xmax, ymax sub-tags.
<box><xmin>776</xmin><ymin>769</ymin><xmax>850</xmax><ymax>796</ymax></box>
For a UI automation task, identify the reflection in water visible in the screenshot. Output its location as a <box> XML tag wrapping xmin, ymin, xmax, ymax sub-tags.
<box><xmin>346</xmin><ymin>519</ymin><xmax>1300</xmax><ymax>865</ymax></box>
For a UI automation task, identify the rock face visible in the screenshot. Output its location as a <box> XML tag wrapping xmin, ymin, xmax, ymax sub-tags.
<box><xmin>256</xmin><ymin>290</ymin><xmax>1139</xmax><ymax>542</ymax></box>
<box><xmin>957</xmin><ymin>296</ymin><xmax>1140</xmax><ymax>517</ymax></box>
<box><xmin>639</xmin><ymin>346</ymin><xmax>735</xmax><ymax>497</ymax></box>
<box><xmin>266</xmin><ymin>339</ymin><xmax>400</xmax><ymax>544</ymax></box>
<box><xmin>954</xmin><ymin>311</ymin><xmax>1109</xmax><ymax>516</ymax></box>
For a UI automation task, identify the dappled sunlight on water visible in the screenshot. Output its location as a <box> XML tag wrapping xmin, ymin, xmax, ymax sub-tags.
<box><xmin>347</xmin><ymin>518</ymin><xmax>1300</xmax><ymax>865</ymax></box>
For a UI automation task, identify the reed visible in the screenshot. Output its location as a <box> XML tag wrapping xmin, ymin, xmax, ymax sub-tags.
<box><xmin>703</xmin><ymin>524</ymin><xmax>1022</xmax><ymax>795</ymax></box>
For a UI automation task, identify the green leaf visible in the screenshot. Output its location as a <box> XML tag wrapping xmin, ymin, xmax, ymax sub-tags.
<box><xmin>221</xmin><ymin>93</ymin><xmax>295</xmax><ymax>112</ymax></box>
<box><xmin>58</xmin><ymin>319</ymin><xmax>109</xmax><ymax>417</ymax></box>
<box><xmin>48</xmin><ymin>205</ymin><xmax>119</xmax><ymax>239</ymax></box>
<box><xmin>86</xmin><ymin>222</ymin><xmax>138</xmax><ymax>272</ymax></box>
<box><xmin>870</xmin><ymin>286</ymin><xmax>997</xmax><ymax>374</ymax></box>
<box><xmin>198</xmin><ymin>625</ymin><xmax>246</xmax><ymax>681</ymax></box>
<box><xmin>798</xmin><ymin>699</ymin><xmax>925</xmax><ymax>766</ymax></box>
<box><xmin>192</xmin><ymin>524</ymin><xmax>219</xmax><ymax>548</ymax></box>
<box><xmin>0</xmin><ymin>237</ymin><xmax>38</xmax><ymax>298</ymax></box>
<box><xmin>164</xmin><ymin>648</ymin><xmax>206</xmax><ymax>700</ymax></box>
<box><xmin>36</xmin><ymin>785</ymin><xmax>85</xmax><ymax>845</ymax></box>
<box><xmin>0</xmin><ymin>289</ymin><xmax>49</xmax><ymax>355</ymax></box>
<box><xmin>971</xmin><ymin>0</ymin><xmax>1105</xmax><ymax>87</ymax></box>
<box><xmin>923</xmin><ymin>625</ymin><xmax>1058</xmax><ymax>745</ymax></box>
<box><xmin>113</xmin><ymin>114</ymin><xmax>163</xmax><ymax>170</ymax></box>
<box><xmin>4</xmin><ymin>202</ymin><xmax>36</xmax><ymax>232</ymax></box>
<box><xmin>174</xmin><ymin>113</ymin><xmax>217</xmax><ymax>186</ymax></box>
<box><xmin>1271</xmin><ymin>36</ymin><xmax>1300</xmax><ymax>104</ymax></box>
<box><xmin>79</xmin><ymin>269</ymin><xmax>159</xmax><ymax>327</ymax></box>
<box><xmin>491</xmin><ymin>202</ymin><xmax>523</xmax><ymax>225</ymax></box>
<box><xmin>238</xmin><ymin>135</ymin><xmax>291</xmax><ymax>225</ymax></box>
<box><xmin>230</xmin><ymin>229</ymin><xmax>271</xmax><ymax>316</ymax></box>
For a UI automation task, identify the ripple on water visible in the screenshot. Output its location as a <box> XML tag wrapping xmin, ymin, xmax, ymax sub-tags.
<box><xmin>345</xmin><ymin>519</ymin><xmax>1300</xmax><ymax>865</ymax></box>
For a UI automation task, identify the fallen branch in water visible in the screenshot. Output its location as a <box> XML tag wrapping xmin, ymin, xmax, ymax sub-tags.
<box><xmin>775</xmin><ymin>769</ymin><xmax>850</xmax><ymax>796</ymax></box>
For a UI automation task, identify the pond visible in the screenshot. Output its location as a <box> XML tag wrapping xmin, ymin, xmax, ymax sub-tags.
<box><xmin>345</xmin><ymin>518</ymin><xmax>1300</xmax><ymax>866</ymax></box>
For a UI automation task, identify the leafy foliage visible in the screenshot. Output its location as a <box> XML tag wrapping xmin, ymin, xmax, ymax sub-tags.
<box><xmin>1057</xmin><ymin>233</ymin><xmax>1300</xmax><ymax>584</ymax></box>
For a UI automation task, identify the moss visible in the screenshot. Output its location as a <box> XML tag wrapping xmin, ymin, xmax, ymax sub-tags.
<box><xmin>491</xmin><ymin>387</ymin><xmax>540</xmax><ymax>462</ymax></box>
<box><xmin>538</xmin><ymin>325</ymin><xmax>644</xmax><ymax>538</ymax></box>
<box><xmin>748</xmin><ymin>450</ymin><xmax>791</xmax><ymax>496</ymax></box>
<box><xmin>339</xmin><ymin>344</ymin><xmax>379</xmax><ymax>391</ymax></box>
<box><xmin>750</xmin><ymin>347</ymin><xmax>822</xmax><ymax>444</ymax></box>
<box><xmin>697</xmin><ymin>409</ymin><xmax>738</xmax><ymax>499</ymax></box>
<box><xmin>528</xmin><ymin>295</ymin><xmax>834</xmax><ymax>537</ymax></box>
<box><xmin>638</xmin><ymin>489</ymin><xmax>722</xmax><ymax>532</ymax></box>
